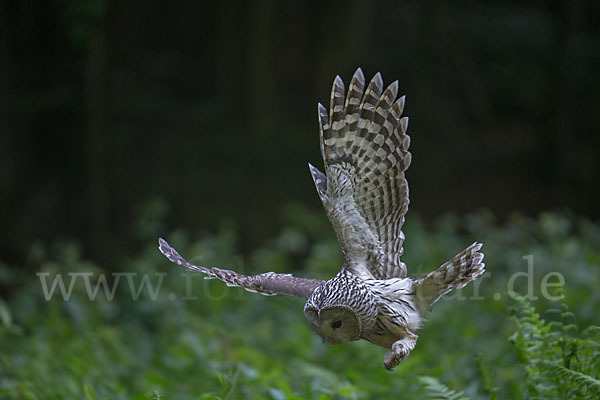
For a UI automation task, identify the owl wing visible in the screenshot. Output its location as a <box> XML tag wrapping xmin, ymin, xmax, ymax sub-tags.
<box><xmin>310</xmin><ymin>68</ymin><xmax>411</xmax><ymax>280</ymax></box>
<box><xmin>158</xmin><ymin>238</ymin><xmax>324</xmax><ymax>299</ymax></box>
<box><xmin>414</xmin><ymin>242</ymin><xmax>485</xmax><ymax>311</ymax></box>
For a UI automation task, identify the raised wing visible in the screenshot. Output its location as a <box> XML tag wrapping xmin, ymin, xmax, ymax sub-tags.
<box><xmin>158</xmin><ymin>238</ymin><xmax>324</xmax><ymax>299</ymax></box>
<box><xmin>310</xmin><ymin>68</ymin><xmax>411</xmax><ymax>280</ymax></box>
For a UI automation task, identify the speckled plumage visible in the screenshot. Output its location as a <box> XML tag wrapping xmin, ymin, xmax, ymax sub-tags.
<box><xmin>158</xmin><ymin>68</ymin><xmax>485</xmax><ymax>370</ymax></box>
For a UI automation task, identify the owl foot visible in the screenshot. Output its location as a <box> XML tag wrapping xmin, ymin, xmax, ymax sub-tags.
<box><xmin>383</xmin><ymin>335</ymin><xmax>417</xmax><ymax>371</ymax></box>
<box><xmin>383</xmin><ymin>345</ymin><xmax>409</xmax><ymax>370</ymax></box>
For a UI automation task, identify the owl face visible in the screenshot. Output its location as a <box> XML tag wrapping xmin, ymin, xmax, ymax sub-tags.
<box><xmin>304</xmin><ymin>305</ymin><xmax>362</xmax><ymax>344</ymax></box>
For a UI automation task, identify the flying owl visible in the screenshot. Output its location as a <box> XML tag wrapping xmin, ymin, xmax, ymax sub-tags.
<box><xmin>158</xmin><ymin>68</ymin><xmax>485</xmax><ymax>370</ymax></box>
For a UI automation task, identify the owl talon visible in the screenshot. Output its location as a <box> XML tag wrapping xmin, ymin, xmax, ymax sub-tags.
<box><xmin>383</xmin><ymin>348</ymin><xmax>407</xmax><ymax>370</ymax></box>
<box><xmin>383</xmin><ymin>336</ymin><xmax>416</xmax><ymax>370</ymax></box>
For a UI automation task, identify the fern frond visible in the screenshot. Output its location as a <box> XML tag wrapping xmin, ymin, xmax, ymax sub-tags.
<box><xmin>418</xmin><ymin>376</ymin><xmax>470</xmax><ymax>400</ymax></box>
<box><xmin>510</xmin><ymin>294</ymin><xmax>600</xmax><ymax>399</ymax></box>
<box><xmin>546</xmin><ymin>363</ymin><xmax>600</xmax><ymax>398</ymax></box>
<box><xmin>476</xmin><ymin>353</ymin><xmax>498</xmax><ymax>400</ymax></box>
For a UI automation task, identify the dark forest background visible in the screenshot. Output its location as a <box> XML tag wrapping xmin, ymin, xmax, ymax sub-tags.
<box><xmin>1</xmin><ymin>2</ymin><xmax>600</xmax><ymax>398</ymax></box>
<box><xmin>2</xmin><ymin>0</ymin><xmax>599</xmax><ymax>268</ymax></box>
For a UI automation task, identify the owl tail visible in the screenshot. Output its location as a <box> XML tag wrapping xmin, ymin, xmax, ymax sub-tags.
<box><xmin>413</xmin><ymin>242</ymin><xmax>485</xmax><ymax>314</ymax></box>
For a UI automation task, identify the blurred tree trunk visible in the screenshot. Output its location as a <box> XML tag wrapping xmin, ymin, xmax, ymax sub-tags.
<box><xmin>315</xmin><ymin>1</ymin><xmax>373</xmax><ymax>94</ymax></box>
<box><xmin>0</xmin><ymin>1</ymin><xmax>10</xmax><ymax>257</ymax></box>
<box><xmin>216</xmin><ymin>1</ymin><xmax>244</xmax><ymax>111</ymax></box>
<box><xmin>246</xmin><ymin>0</ymin><xmax>276</xmax><ymax>137</ymax></box>
<box><xmin>550</xmin><ymin>0</ymin><xmax>585</xmax><ymax>184</ymax></box>
<box><xmin>84</xmin><ymin>12</ymin><xmax>109</xmax><ymax>261</ymax></box>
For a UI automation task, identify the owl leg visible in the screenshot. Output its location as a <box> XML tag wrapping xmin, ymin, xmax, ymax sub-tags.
<box><xmin>383</xmin><ymin>332</ymin><xmax>418</xmax><ymax>371</ymax></box>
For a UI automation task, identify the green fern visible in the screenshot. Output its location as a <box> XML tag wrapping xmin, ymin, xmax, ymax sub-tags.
<box><xmin>476</xmin><ymin>353</ymin><xmax>498</xmax><ymax>400</ymax></box>
<box><xmin>419</xmin><ymin>293</ymin><xmax>599</xmax><ymax>400</ymax></box>
<box><xmin>418</xmin><ymin>376</ymin><xmax>470</xmax><ymax>400</ymax></box>
<box><xmin>510</xmin><ymin>293</ymin><xmax>600</xmax><ymax>400</ymax></box>
<box><xmin>545</xmin><ymin>363</ymin><xmax>600</xmax><ymax>398</ymax></box>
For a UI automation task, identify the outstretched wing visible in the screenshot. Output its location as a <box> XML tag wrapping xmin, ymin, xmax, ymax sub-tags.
<box><xmin>158</xmin><ymin>238</ymin><xmax>324</xmax><ymax>299</ymax></box>
<box><xmin>310</xmin><ymin>68</ymin><xmax>411</xmax><ymax>280</ymax></box>
<box><xmin>414</xmin><ymin>242</ymin><xmax>485</xmax><ymax>312</ymax></box>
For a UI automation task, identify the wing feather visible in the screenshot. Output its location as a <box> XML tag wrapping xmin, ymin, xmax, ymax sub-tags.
<box><xmin>158</xmin><ymin>238</ymin><xmax>324</xmax><ymax>299</ymax></box>
<box><xmin>414</xmin><ymin>242</ymin><xmax>485</xmax><ymax>312</ymax></box>
<box><xmin>310</xmin><ymin>68</ymin><xmax>411</xmax><ymax>280</ymax></box>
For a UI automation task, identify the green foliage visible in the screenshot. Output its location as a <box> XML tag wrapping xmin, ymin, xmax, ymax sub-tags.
<box><xmin>420</xmin><ymin>296</ymin><xmax>600</xmax><ymax>400</ymax></box>
<box><xmin>0</xmin><ymin>209</ymin><xmax>598</xmax><ymax>399</ymax></box>
<box><xmin>419</xmin><ymin>376</ymin><xmax>469</xmax><ymax>400</ymax></box>
<box><xmin>510</xmin><ymin>296</ymin><xmax>600</xmax><ymax>400</ymax></box>
<box><xmin>547</xmin><ymin>364</ymin><xmax>600</xmax><ymax>398</ymax></box>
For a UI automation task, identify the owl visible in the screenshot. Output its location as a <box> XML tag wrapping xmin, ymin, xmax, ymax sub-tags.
<box><xmin>159</xmin><ymin>68</ymin><xmax>485</xmax><ymax>370</ymax></box>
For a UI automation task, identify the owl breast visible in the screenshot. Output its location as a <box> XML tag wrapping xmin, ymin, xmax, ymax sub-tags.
<box><xmin>362</xmin><ymin>278</ymin><xmax>422</xmax><ymax>349</ymax></box>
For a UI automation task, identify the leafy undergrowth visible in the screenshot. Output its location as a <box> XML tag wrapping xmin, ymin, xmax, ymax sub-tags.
<box><xmin>421</xmin><ymin>297</ymin><xmax>600</xmax><ymax>400</ymax></box>
<box><xmin>0</xmin><ymin>204</ymin><xmax>598</xmax><ymax>399</ymax></box>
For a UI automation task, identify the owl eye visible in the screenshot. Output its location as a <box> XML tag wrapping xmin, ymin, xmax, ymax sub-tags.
<box><xmin>332</xmin><ymin>320</ymin><xmax>342</xmax><ymax>329</ymax></box>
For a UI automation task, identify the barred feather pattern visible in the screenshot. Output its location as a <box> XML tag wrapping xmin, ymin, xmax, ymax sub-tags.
<box><xmin>413</xmin><ymin>242</ymin><xmax>486</xmax><ymax>313</ymax></box>
<box><xmin>157</xmin><ymin>68</ymin><xmax>487</xmax><ymax>371</ymax></box>
<box><xmin>158</xmin><ymin>238</ymin><xmax>324</xmax><ymax>299</ymax></box>
<box><xmin>304</xmin><ymin>268</ymin><xmax>379</xmax><ymax>329</ymax></box>
<box><xmin>313</xmin><ymin>68</ymin><xmax>411</xmax><ymax>280</ymax></box>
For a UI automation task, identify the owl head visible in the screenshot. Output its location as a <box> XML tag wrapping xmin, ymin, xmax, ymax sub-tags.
<box><xmin>304</xmin><ymin>304</ymin><xmax>362</xmax><ymax>344</ymax></box>
<box><xmin>303</xmin><ymin>271</ymin><xmax>376</xmax><ymax>345</ymax></box>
